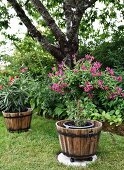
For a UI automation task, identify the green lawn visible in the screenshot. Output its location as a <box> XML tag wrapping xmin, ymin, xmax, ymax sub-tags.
<box><xmin>0</xmin><ymin>114</ymin><xmax>124</xmax><ymax>170</ymax></box>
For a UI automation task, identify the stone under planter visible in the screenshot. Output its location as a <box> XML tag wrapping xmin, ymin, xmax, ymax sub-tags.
<box><xmin>56</xmin><ymin>120</ymin><xmax>102</xmax><ymax>161</ymax></box>
<box><xmin>57</xmin><ymin>153</ymin><xmax>97</xmax><ymax>167</ymax></box>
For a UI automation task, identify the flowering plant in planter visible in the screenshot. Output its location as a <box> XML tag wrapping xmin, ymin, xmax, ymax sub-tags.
<box><xmin>0</xmin><ymin>67</ymin><xmax>33</xmax><ymax>132</ymax></box>
<box><xmin>0</xmin><ymin>67</ymin><xmax>30</xmax><ymax>113</ymax></box>
<box><xmin>49</xmin><ymin>55</ymin><xmax>124</xmax><ymax>126</ymax></box>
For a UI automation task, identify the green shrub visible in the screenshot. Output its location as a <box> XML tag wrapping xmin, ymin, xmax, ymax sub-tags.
<box><xmin>92</xmin><ymin>33</ymin><xmax>124</xmax><ymax>69</ymax></box>
<box><xmin>29</xmin><ymin>75</ymin><xmax>66</xmax><ymax>119</ymax></box>
<box><xmin>4</xmin><ymin>36</ymin><xmax>55</xmax><ymax>77</ymax></box>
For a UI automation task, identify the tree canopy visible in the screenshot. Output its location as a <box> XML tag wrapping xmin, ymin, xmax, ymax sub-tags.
<box><xmin>0</xmin><ymin>0</ymin><xmax>123</xmax><ymax>66</ymax></box>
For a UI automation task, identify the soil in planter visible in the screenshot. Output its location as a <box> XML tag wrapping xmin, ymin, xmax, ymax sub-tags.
<box><xmin>63</xmin><ymin>120</ymin><xmax>94</xmax><ymax>129</ymax></box>
<box><xmin>102</xmin><ymin>122</ymin><xmax>124</xmax><ymax>136</ymax></box>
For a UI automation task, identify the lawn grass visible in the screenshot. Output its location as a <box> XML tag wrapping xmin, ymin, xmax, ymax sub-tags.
<box><xmin>0</xmin><ymin>114</ymin><xmax>124</xmax><ymax>170</ymax></box>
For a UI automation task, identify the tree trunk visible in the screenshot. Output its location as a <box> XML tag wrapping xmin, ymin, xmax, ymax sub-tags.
<box><xmin>62</xmin><ymin>39</ymin><xmax>79</xmax><ymax>68</ymax></box>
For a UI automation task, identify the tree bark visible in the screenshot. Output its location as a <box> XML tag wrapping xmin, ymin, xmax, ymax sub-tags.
<box><xmin>31</xmin><ymin>0</ymin><xmax>67</xmax><ymax>52</ymax></box>
<box><xmin>64</xmin><ymin>0</ymin><xmax>97</xmax><ymax>42</ymax></box>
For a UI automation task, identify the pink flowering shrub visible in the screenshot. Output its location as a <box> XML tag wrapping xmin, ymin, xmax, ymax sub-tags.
<box><xmin>49</xmin><ymin>55</ymin><xmax>124</xmax><ymax>124</ymax></box>
<box><xmin>49</xmin><ymin>55</ymin><xmax>123</xmax><ymax>99</ymax></box>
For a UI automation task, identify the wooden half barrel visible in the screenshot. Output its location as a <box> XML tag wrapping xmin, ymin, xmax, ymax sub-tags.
<box><xmin>2</xmin><ymin>108</ymin><xmax>32</xmax><ymax>132</ymax></box>
<box><xmin>56</xmin><ymin>120</ymin><xmax>102</xmax><ymax>159</ymax></box>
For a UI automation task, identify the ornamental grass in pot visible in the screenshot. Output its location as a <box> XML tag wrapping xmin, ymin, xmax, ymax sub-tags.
<box><xmin>0</xmin><ymin>68</ymin><xmax>32</xmax><ymax>132</ymax></box>
<box><xmin>49</xmin><ymin>54</ymin><xmax>124</xmax><ymax>159</ymax></box>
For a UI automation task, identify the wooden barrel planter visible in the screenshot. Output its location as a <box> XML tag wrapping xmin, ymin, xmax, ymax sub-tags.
<box><xmin>56</xmin><ymin>120</ymin><xmax>102</xmax><ymax>160</ymax></box>
<box><xmin>2</xmin><ymin>108</ymin><xmax>32</xmax><ymax>132</ymax></box>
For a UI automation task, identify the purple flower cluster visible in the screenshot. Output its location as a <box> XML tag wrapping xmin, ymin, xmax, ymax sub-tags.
<box><xmin>106</xmin><ymin>67</ymin><xmax>114</xmax><ymax>76</ymax></box>
<box><xmin>50</xmin><ymin>83</ymin><xmax>68</xmax><ymax>94</ymax></box>
<box><xmin>109</xmin><ymin>87</ymin><xmax>124</xmax><ymax>99</ymax></box>
<box><xmin>84</xmin><ymin>82</ymin><xmax>93</xmax><ymax>92</ymax></box>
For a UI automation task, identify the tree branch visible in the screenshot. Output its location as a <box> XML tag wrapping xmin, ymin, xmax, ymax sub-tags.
<box><xmin>7</xmin><ymin>0</ymin><xmax>63</xmax><ymax>61</ymax></box>
<box><xmin>31</xmin><ymin>0</ymin><xmax>67</xmax><ymax>49</ymax></box>
<box><xmin>25</xmin><ymin>0</ymin><xmax>30</xmax><ymax>6</ymax></box>
<box><xmin>64</xmin><ymin>0</ymin><xmax>97</xmax><ymax>42</ymax></box>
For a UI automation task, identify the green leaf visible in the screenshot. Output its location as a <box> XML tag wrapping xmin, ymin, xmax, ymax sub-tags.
<box><xmin>115</xmin><ymin>110</ymin><xmax>120</xmax><ymax>115</ymax></box>
<box><xmin>54</xmin><ymin>107</ymin><xmax>64</xmax><ymax>116</ymax></box>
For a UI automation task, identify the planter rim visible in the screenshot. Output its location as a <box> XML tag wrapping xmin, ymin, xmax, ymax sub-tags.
<box><xmin>63</xmin><ymin>120</ymin><xmax>94</xmax><ymax>129</ymax></box>
<box><xmin>2</xmin><ymin>108</ymin><xmax>32</xmax><ymax>118</ymax></box>
<box><xmin>56</xmin><ymin>120</ymin><xmax>102</xmax><ymax>131</ymax></box>
<box><xmin>2</xmin><ymin>108</ymin><xmax>32</xmax><ymax>114</ymax></box>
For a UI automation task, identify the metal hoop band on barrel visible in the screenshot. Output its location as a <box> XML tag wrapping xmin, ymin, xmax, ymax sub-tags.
<box><xmin>57</xmin><ymin>130</ymin><xmax>101</xmax><ymax>138</ymax></box>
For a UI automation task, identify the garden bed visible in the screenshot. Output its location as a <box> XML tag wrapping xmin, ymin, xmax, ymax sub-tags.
<box><xmin>102</xmin><ymin>122</ymin><xmax>124</xmax><ymax>136</ymax></box>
